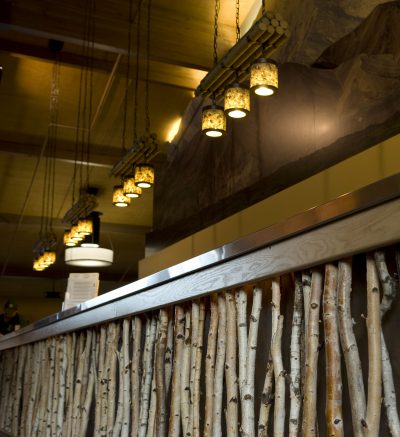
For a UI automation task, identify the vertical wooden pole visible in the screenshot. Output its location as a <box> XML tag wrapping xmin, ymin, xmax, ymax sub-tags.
<box><xmin>323</xmin><ymin>264</ymin><xmax>343</xmax><ymax>436</ymax></box>
<box><xmin>225</xmin><ymin>291</ymin><xmax>239</xmax><ymax>436</ymax></box>
<box><xmin>302</xmin><ymin>269</ymin><xmax>323</xmax><ymax>436</ymax></box>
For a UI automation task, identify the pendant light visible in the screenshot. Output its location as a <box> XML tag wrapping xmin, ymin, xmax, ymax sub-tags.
<box><xmin>201</xmin><ymin>0</ymin><xmax>227</xmax><ymax>137</ymax></box>
<box><xmin>224</xmin><ymin>82</ymin><xmax>250</xmax><ymax>118</ymax></box>
<box><xmin>202</xmin><ymin>103</ymin><xmax>226</xmax><ymax>137</ymax></box>
<box><xmin>112</xmin><ymin>185</ymin><xmax>131</xmax><ymax>207</ymax></box>
<box><xmin>64</xmin><ymin>230</ymin><xmax>77</xmax><ymax>247</ymax></box>
<box><xmin>43</xmin><ymin>251</ymin><xmax>56</xmax><ymax>265</ymax></box>
<box><xmin>250</xmin><ymin>57</ymin><xmax>278</xmax><ymax>96</ymax></box>
<box><xmin>77</xmin><ymin>217</ymin><xmax>93</xmax><ymax>236</ymax></box>
<box><xmin>223</xmin><ymin>0</ymin><xmax>250</xmax><ymax>119</ymax></box>
<box><xmin>65</xmin><ymin>212</ymin><xmax>114</xmax><ymax>267</ymax></box>
<box><xmin>123</xmin><ymin>175</ymin><xmax>142</xmax><ymax>197</ymax></box>
<box><xmin>134</xmin><ymin>164</ymin><xmax>154</xmax><ymax>189</ymax></box>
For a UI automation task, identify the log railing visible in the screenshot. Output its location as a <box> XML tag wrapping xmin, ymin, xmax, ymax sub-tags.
<box><xmin>1</xmin><ymin>174</ymin><xmax>400</xmax><ymax>436</ymax></box>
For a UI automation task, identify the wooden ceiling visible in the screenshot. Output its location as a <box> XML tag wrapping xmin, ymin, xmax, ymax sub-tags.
<box><xmin>0</xmin><ymin>0</ymin><xmax>259</xmax><ymax>300</ymax></box>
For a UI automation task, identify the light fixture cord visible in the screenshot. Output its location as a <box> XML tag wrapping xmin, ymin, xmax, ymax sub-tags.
<box><xmin>86</xmin><ymin>0</ymin><xmax>96</xmax><ymax>190</ymax></box>
<box><xmin>213</xmin><ymin>0</ymin><xmax>220</xmax><ymax>66</ymax></box>
<box><xmin>236</xmin><ymin>0</ymin><xmax>240</xmax><ymax>42</ymax></box>
<box><xmin>262</xmin><ymin>0</ymin><xmax>265</xmax><ymax>14</ymax></box>
<box><xmin>122</xmin><ymin>0</ymin><xmax>134</xmax><ymax>153</ymax></box>
<box><xmin>133</xmin><ymin>0</ymin><xmax>142</xmax><ymax>142</ymax></box>
<box><xmin>144</xmin><ymin>0</ymin><xmax>152</xmax><ymax>135</ymax></box>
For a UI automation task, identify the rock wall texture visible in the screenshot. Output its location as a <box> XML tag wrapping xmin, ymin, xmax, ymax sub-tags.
<box><xmin>150</xmin><ymin>1</ymin><xmax>400</xmax><ymax>249</ymax></box>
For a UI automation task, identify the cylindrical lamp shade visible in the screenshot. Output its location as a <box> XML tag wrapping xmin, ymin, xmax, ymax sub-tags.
<box><xmin>65</xmin><ymin>247</ymin><xmax>113</xmax><ymax>267</ymax></box>
<box><xmin>224</xmin><ymin>83</ymin><xmax>250</xmax><ymax>118</ymax></box>
<box><xmin>33</xmin><ymin>259</ymin><xmax>46</xmax><ymax>271</ymax></box>
<box><xmin>123</xmin><ymin>176</ymin><xmax>142</xmax><ymax>198</ymax></box>
<box><xmin>201</xmin><ymin>104</ymin><xmax>226</xmax><ymax>137</ymax></box>
<box><xmin>71</xmin><ymin>225</ymin><xmax>84</xmax><ymax>241</ymax></box>
<box><xmin>134</xmin><ymin>164</ymin><xmax>155</xmax><ymax>189</ymax></box>
<box><xmin>77</xmin><ymin>218</ymin><xmax>93</xmax><ymax>236</ymax></box>
<box><xmin>43</xmin><ymin>251</ymin><xmax>56</xmax><ymax>265</ymax></box>
<box><xmin>63</xmin><ymin>230</ymin><xmax>77</xmax><ymax>247</ymax></box>
<box><xmin>250</xmin><ymin>58</ymin><xmax>278</xmax><ymax>96</ymax></box>
<box><xmin>112</xmin><ymin>185</ymin><xmax>131</xmax><ymax>207</ymax></box>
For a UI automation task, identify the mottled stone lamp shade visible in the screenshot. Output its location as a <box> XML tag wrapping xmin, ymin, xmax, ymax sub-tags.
<box><xmin>201</xmin><ymin>104</ymin><xmax>226</xmax><ymax>137</ymax></box>
<box><xmin>112</xmin><ymin>185</ymin><xmax>131</xmax><ymax>207</ymax></box>
<box><xmin>250</xmin><ymin>58</ymin><xmax>278</xmax><ymax>96</ymax></box>
<box><xmin>33</xmin><ymin>258</ymin><xmax>46</xmax><ymax>271</ymax></box>
<box><xmin>134</xmin><ymin>164</ymin><xmax>155</xmax><ymax>189</ymax></box>
<box><xmin>63</xmin><ymin>230</ymin><xmax>77</xmax><ymax>247</ymax></box>
<box><xmin>224</xmin><ymin>83</ymin><xmax>250</xmax><ymax>118</ymax></box>
<box><xmin>43</xmin><ymin>251</ymin><xmax>56</xmax><ymax>265</ymax></box>
<box><xmin>77</xmin><ymin>218</ymin><xmax>93</xmax><ymax>236</ymax></box>
<box><xmin>71</xmin><ymin>225</ymin><xmax>84</xmax><ymax>241</ymax></box>
<box><xmin>123</xmin><ymin>176</ymin><xmax>142</xmax><ymax>198</ymax></box>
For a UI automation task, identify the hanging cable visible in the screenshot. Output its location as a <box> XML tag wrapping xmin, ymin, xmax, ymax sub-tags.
<box><xmin>144</xmin><ymin>0</ymin><xmax>152</xmax><ymax>134</ymax></box>
<box><xmin>262</xmin><ymin>0</ymin><xmax>266</xmax><ymax>15</ymax></box>
<box><xmin>213</xmin><ymin>0</ymin><xmax>220</xmax><ymax>66</ymax></box>
<box><xmin>133</xmin><ymin>0</ymin><xmax>142</xmax><ymax>141</ymax></box>
<box><xmin>122</xmin><ymin>0</ymin><xmax>134</xmax><ymax>153</ymax></box>
<box><xmin>236</xmin><ymin>0</ymin><xmax>240</xmax><ymax>42</ymax></box>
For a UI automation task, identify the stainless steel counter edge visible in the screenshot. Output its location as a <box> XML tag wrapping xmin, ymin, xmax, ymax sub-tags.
<box><xmin>1</xmin><ymin>173</ymin><xmax>400</xmax><ymax>348</ymax></box>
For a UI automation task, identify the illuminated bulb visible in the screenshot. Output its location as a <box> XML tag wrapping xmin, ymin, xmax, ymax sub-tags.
<box><xmin>250</xmin><ymin>58</ymin><xmax>278</xmax><ymax>96</ymax></box>
<box><xmin>134</xmin><ymin>164</ymin><xmax>155</xmax><ymax>189</ymax></box>
<box><xmin>224</xmin><ymin>82</ymin><xmax>250</xmax><ymax>119</ymax></box>
<box><xmin>123</xmin><ymin>176</ymin><xmax>142</xmax><ymax>198</ymax></box>
<box><xmin>201</xmin><ymin>103</ymin><xmax>226</xmax><ymax>137</ymax></box>
<box><xmin>112</xmin><ymin>185</ymin><xmax>131</xmax><ymax>207</ymax></box>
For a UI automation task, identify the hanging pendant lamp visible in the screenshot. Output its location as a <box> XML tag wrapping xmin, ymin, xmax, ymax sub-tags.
<box><xmin>77</xmin><ymin>218</ymin><xmax>93</xmax><ymax>236</ymax></box>
<box><xmin>250</xmin><ymin>58</ymin><xmax>278</xmax><ymax>96</ymax></box>
<box><xmin>134</xmin><ymin>164</ymin><xmax>154</xmax><ymax>189</ymax></box>
<box><xmin>224</xmin><ymin>82</ymin><xmax>250</xmax><ymax>119</ymax></box>
<box><xmin>123</xmin><ymin>176</ymin><xmax>142</xmax><ymax>198</ymax></box>
<box><xmin>43</xmin><ymin>251</ymin><xmax>56</xmax><ymax>265</ymax></box>
<box><xmin>202</xmin><ymin>103</ymin><xmax>226</xmax><ymax>137</ymax></box>
<box><xmin>63</xmin><ymin>230</ymin><xmax>77</xmax><ymax>247</ymax></box>
<box><xmin>112</xmin><ymin>185</ymin><xmax>131</xmax><ymax>207</ymax></box>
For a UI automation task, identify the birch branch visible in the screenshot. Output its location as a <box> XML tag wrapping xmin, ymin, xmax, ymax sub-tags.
<box><xmin>205</xmin><ymin>294</ymin><xmax>218</xmax><ymax>437</ymax></box>
<box><xmin>168</xmin><ymin>305</ymin><xmax>184</xmax><ymax>437</ymax></box>
<box><xmin>146</xmin><ymin>372</ymin><xmax>157</xmax><ymax>437</ymax></box>
<box><xmin>114</xmin><ymin>349</ymin><xmax>125</xmax><ymax>437</ymax></box>
<box><xmin>375</xmin><ymin>250</ymin><xmax>400</xmax><ymax>436</ymax></box>
<box><xmin>242</xmin><ymin>286</ymin><xmax>262</xmax><ymax>437</ymax></box>
<box><xmin>122</xmin><ymin>319</ymin><xmax>131</xmax><ymax>437</ymax></box>
<box><xmin>302</xmin><ymin>269</ymin><xmax>323</xmax><ymax>436</ymax></box>
<box><xmin>139</xmin><ymin>314</ymin><xmax>157</xmax><ymax>437</ymax></box>
<box><xmin>165</xmin><ymin>313</ymin><xmax>174</xmax><ymax>396</ymax></box>
<box><xmin>323</xmin><ymin>263</ymin><xmax>343</xmax><ymax>437</ymax></box>
<box><xmin>181</xmin><ymin>306</ymin><xmax>191</xmax><ymax>437</ymax></box>
<box><xmin>258</xmin><ymin>278</ymin><xmax>281</xmax><ymax>436</ymax></box>
<box><xmin>105</xmin><ymin>323</ymin><xmax>119</xmax><ymax>435</ymax></box>
<box><xmin>131</xmin><ymin>316</ymin><xmax>142</xmax><ymax>437</ymax></box>
<box><xmin>236</xmin><ymin>288</ymin><xmax>248</xmax><ymax>402</ymax></box>
<box><xmin>12</xmin><ymin>344</ymin><xmax>26</xmax><ymax>435</ymax></box>
<box><xmin>289</xmin><ymin>273</ymin><xmax>303</xmax><ymax>437</ymax></box>
<box><xmin>272</xmin><ymin>315</ymin><xmax>285</xmax><ymax>437</ymax></box>
<box><xmin>212</xmin><ymin>293</ymin><xmax>226</xmax><ymax>437</ymax></box>
<box><xmin>225</xmin><ymin>290</ymin><xmax>239</xmax><ymax>437</ymax></box>
<box><xmin>337</xmin><ymin>258</ymin><xmax>366</xmax><ymax>437</ymax></box>
<box><xmin>156</xmin><ymin>308</ymin><xmax>169</xmax><ymax>436</ymax></box>
<box><xmin>56</xmin><ymin>335</ymin><xmax>68</xmax><ymax>437</ymax></box>
<box><xmin>188</xmin><ymin>299</ymin><xmax>200</xmax><ymax>436</ymax></box>
<box><xmin>364</xmin><ymin>254</ymin><xmax>382</xmax><ymax>436</ymax></box>
<box><xmin>193</xmin><ymin>299</ymin><xmax>205</xmax><ymax>437</ymax></box>
<box><xmin>95</xmin><ymin>325</ymin><xmax>107</xmax><ymax>435</ymax></box>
